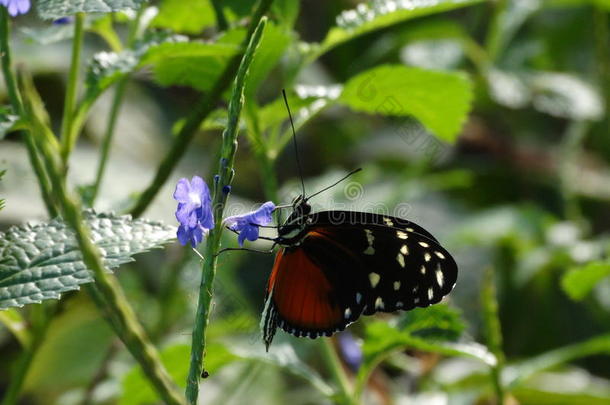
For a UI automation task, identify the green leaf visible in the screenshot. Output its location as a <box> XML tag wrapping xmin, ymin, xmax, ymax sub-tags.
<box><xmin>0</xmin><ymin>105</ymin><xmax>20</xmax><ymax>139</ymax></box>
<box><xmin>245</xmin><ymin>22</ymin><xmax>292</xmax><ymax>97</ymax></box>
<box><xmin>339</xmin><ymin>65</ymin><xmax>473</xmax><ymax>141</ymax></box>
<box><xmin>313</xmin><ymin>0</ymin><xmax>485</xmax><ymax>60</ymax></box>
<box><xmin>230</xmin><ymin>342</ymin><xmax>334</xmax><ymax>396</ymax></box>
<box><xmin>152</xmin><ymin>0</ymin><xmax>216</xmax><ymax>34</ymax></box>
<box><xmin>396</xmin><ymin>304</ymin><xmax>465</xmax><ymax>340</ymax></box>
<box><xmin>561</xmin><ymin>261</ymin><xmax>610</xmax><ymax>301</ymax></box>
<box><xmin>144</xmin><ymin>38</ymin><xmax>241</xmax><ymax>91</ymax></box>
<box><xmin>506</xmin><ymin>334</ymin><xmax>610</xmax><ymax>388</ymax></box>
<box><xmin>37</xmin><ymin>0</ymin><xmax>147</xmax><ymax>20</ymax></box>
<box><xmin>120</xmin><ymin>343</ymin><xmax>236</xmax><ymax>405</ymax></box>
<box><xmin>84</xmin><ymin>33</ymin><xmax>186</xmax><ymax>103</ymax></box>
<box><xmin>23</xmin><ymin>300</ymin><xmax>114</xmax><ymax>397</ymax></box>
<box><xmin>0</xmin><ymin>211</ymin><xmax>176</xmax><ymax>310</ymax></box>
<box><xmin>0</xmin><ymin>308</ymin><xmax>31</xmax><ymax>348</ymax></box>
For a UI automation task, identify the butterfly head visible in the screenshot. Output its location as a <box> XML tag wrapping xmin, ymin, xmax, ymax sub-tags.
<box><xmin>276</xmin><ymin>195</ymin><xmax>311</xmax><ymax>245</ymax></box>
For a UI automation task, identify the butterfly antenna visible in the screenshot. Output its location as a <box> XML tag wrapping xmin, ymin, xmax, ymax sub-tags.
<box><xmin>282</xmin><ymin>89</ymin><xmax>306</xmax><ymax>198</ymax></box>
<box><xmin>306</xmin><ymin>168</ymin><xmax>362</xmax><ymax>201</ymax></box>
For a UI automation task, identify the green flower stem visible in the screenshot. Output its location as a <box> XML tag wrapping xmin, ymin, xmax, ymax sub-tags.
<box><xmin>484</xmin><ymin>0</ymin><xmax>509</xmax><ymax>61</ymax></box>
<box><xmin>211</xmin><ymin>0</ymin><xmax>228</xmax><ymax>31</ymax></box>
<box><xmin>90</xmin><ymin>9</ymin><xmax>145</xmax><ymax>206</ymax></box>
<box><xmin>0</xmin><ymin>8</ymin><xmax>57</xmax><ymax>217</ymax></box>
<box><xmin>185</xmin><ymin>17</ymin><xmax>268</xmax><ymax>405</ymax></box>
<box><xmin>321</xmin><ymin>339</ymin><xmax>358</xmax><ymax>405</ymax></box>
<box><xmin>19</xmin><ymin>73</ymin><xmax>185</xmax><ymax>405</ymax></box>
<box><xmin>481</xmin><ymin>269</ymin><xmax>505</xmax><ymax>404</ymax></box>
<box><xmin>129</xmin><ymin>0</ymin><xmax>274</xmax><ymax>218</ymax></box>
<box><xmin>60</xmin><ymin>12</ymin><xmax>85</xmax><ymax>164</ymax></box>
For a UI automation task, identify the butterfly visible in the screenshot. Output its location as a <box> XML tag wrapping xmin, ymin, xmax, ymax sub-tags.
<box><xmin>260</xmin><ymin>192</ymin><xmax>458</xmax><ymax>350</ymax></box>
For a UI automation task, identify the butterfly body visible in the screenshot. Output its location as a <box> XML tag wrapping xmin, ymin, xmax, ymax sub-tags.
<box><xmin>262</xmin><ymin>202</ymin><xmax>458</xmax><ymax>349</ymax></box>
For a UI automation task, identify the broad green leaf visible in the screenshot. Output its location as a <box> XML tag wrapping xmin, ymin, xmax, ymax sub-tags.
<box><xmin>37</xmin><ymin>0</ymin><xmax>146</xmax><ymax>20</ymax></box>
<box><xmin>0</xmin><ymin>308</ymin><xmax>31</xmax><ymax>348</ymax></box>
<box><xmin>245</xmin><ymin>22</ymin><xmax>292</xmax><ymax>97</ymax></box>
<box><xmin>152</xmin><ymin>0</ymin><xmax>216</xmax><ymax>34</ymax></box>
<box><xmin>561</xmin><ymin>261</ymin><xmax>610</xmax><ymax>301</ymax></box>
<box><xmin>339</xmin><ymin>65</ymin><xmax>473</xmax><ymax>141</ymax></box>
<box><xmin>120</xmin><ymin>343</ymin><xmax>236</xmax><ymax>405</ymax></box>
<box><xmin>363</xmin><ymin>321</ymin><xmax>496</xmax><ymax>367</ymax></box>
<box><xmin>230</xmin><ymin>342</ymin><xmax>334</xmax><ymax>396</ymax></box>
<box><xmin>84</xmin><ymin>33</ymin><xmax>187</xmax><ymax>103</ymax></box>
<box><xmin>396</xmin><ymin>304</ymin><xmax>465</xmax><ymax>340</ymax></box>
<box><xmin>23</xmin><ymin>300</ymin><xmax>114</xmax><ymax>397</ymax></box>
<box><xmin>144</xmin><ymin>39</ymin><xmax>241</xmax><ymax>91</ymax></box>
<box><xmin>0</xmin><ymin>211</ymin><xmax>176</xmax><ymax>310</ymax></box>
<box><xmin>0</xmin><ymin>106</ymin><xmax>20</xmax><ymax>139</ymax></box>
<box><xmin>513</xmin><ymin>388</ymin><xmax>610</xmax><ymax>405</ymax></box>
<box><xmin>506</xmin><ymin>333</ymin><xmax>610</xmax><ymax>388</ymax></box>
<box><xmin>313</xmin><ymin>0</ymin><xmax>485</xmax><ymax>60</ymax></box>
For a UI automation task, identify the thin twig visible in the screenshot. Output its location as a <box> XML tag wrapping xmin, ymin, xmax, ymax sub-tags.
<box><xmin>185</xmin><ymin>17</ymin><xmax>268</xmax><ymax>405</ymax></box>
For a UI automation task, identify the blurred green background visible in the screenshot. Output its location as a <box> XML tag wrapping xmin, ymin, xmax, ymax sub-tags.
<box><xmin>2</xmin><ymin>0</ymin><xmax>610</xmax><ymax>404</ymax></box>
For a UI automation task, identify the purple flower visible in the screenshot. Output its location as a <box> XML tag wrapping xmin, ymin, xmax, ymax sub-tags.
<box><xmin>0</xmin><ymin>0</ymin><xmax>30</xmax><ymax>16</ymax></box>
<box><xmin>338</xmin><ymin>331</ymin><xmax>363</xmax><ymax>372</ymax></box>
<box><xmin>225</xmin><ymin>201</ymin><xmax>275</xmax><ymax>247</ymax></box>
<box><xmin>173</xmin><ymin>176</ymin><xmax>214</xmax><ymax>247</ymax></box>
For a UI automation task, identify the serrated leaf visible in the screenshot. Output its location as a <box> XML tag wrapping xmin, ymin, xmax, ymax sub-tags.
<box><xmin>313</xmin><ymin>0</ymin><xmax>485</xmax><ymax>60</ymax></box>
<box><xmin>0</xmin><ymin>211</ymin><xmax>176</xmax><ymax>310</ymax></box>
<box><xmin>144</xmin><ymin>38</ymin><xmax>241</xmax><ymax>91</ymax></box>
<box><xmin>561</xmin><ymin>261</ymin><xmax>610</xmax><ymax>301</ymax></box>
<box><xmin>84</xmin><ymin>32</ymin><xmax>186</xmax><ymax>102</ymax></box>
<box><xmin>151</xmin><ymin>0</ymin><xmax>216</xmax><ymax>34</ymax></box>
<box><xmin>37</xmin><ymin>0</ymin><xmax>147</xmax><ymax>20</ymax></box>
<box><xmin>339</xmin><ymin>65</ymin><xmax>473</xmax><ymax>141</ymax></box>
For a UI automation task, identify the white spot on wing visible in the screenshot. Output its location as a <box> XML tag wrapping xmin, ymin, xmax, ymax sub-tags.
<box><xmin>344</xmin><ymin>308</ymin><xmax>352</xmax><ymax>319</ymax></box>
<box><xmin>424</xmin><ymin>252</ymin><xmax>431</xmax><ymax>262</ymax></box>
<box><xmin>397</xmin><ymin>230</ymin><xmax>408</xmax><ymax>239</ymax></box>
<box><xmin>435</xmin><ymin>251</ymin><xmax>445</xmax><ymax>259</ymax></box>
<box><xmin>428</xmin><ymin>288</ymin><xmax>434</xmax><ymax>300</ymax></box>
<box><xmin>436</xmin><ymin>268</ymin><xmax>444</xmax><ymax>286</ymax></box>
<box><xmin>418</xmin><ymin>241</ymin><xmax>430</xmax><ymax>248</ymax></box>
<box><xmin>393</xmin><ymin>281</ymin><xmax>400</xmax><ymax>291</ymax></box>
<box><xmin>420</xmin><ymin>265</ymin><xmax>426</xmax><ymax>274</ymax></box>
<box><xmin>356</xmin><ymin>292</ymin><xmax>362</xmax><ymax>304</ymax></box>
<box><xmin>383</xmin><ymin>217</ymin><xmax>394</xmax><ymax>226</ymax></box>
<box><xmin>369</xmin><ymin>272</ymin><xmax>381</xmax><ymax>288</ymax></box>
<box><xmin>375</xmin><ymin>297</ymin><xmax>384</xmax><ymax>309</ymax></box>
<box><xmin>396</xmin><ymin>301</ymin><xmax>403</xmax><ymax>308</ymax></box>
<box><xmin>400</xmin><ymin>244</ymin><xmax>408</xmax><ymax>255</ymax></box>
<box><xmin>396</xmin><ymin>252</ymin><xmax>405</xmax><ymax>268</ymax></box>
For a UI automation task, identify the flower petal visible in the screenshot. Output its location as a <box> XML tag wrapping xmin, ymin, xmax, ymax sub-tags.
<box><xmin>173</xmin><ymin>178</ymin><xmax>192</xmax><ymax>203</ymax></box>
<box><xmin>248</xmin><ymin>201</ymin><xmax>275</xmax><ymax>226</ymax></box>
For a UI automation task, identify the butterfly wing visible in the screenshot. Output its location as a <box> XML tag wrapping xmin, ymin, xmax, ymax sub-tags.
<box><xmin>262</xmin><ymin>211</ymin><xmax>457</xmax><ymax>348</ymax></box>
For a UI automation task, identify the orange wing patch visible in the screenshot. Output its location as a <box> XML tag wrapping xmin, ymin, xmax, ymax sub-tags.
<box><xmin>268</xmin><ymin>247</ymin><xmax>342</xmax><ymax>330</ymax></box>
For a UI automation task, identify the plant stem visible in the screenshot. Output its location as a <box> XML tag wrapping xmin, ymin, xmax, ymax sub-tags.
<box><xmin>19</xmin><ymin>73</ymin><xmax>185</xmax><ymax>405</ymax></box>
<box><xmin>90</xmin><ymin>10</ymin><xmax>145</xmax><ymax>206</ymax></box>
<box><xmin>559</xmin><ymin>120</ymin><xmax>589</xmax><ymax>226</ymax></box>
<box><xmin>211</xmin><ymin>0</ymin><xmax>228</xmax><ymax>31</ymax></box>
<box><xmin>60</xmin><ymin>12</ymin><xmax>85</xmax><ymax>164</ymax></box>
<box><xmin>481</xmin><ymin>268</ymin><xmax>505</xmax><ymax>404</ymax></box>
<box><xmin>185</xmin><ymin>17</ymin><xmax>268</xmax><ymax>405</ymax></box>
<box><xmin>321</xmin><ymin>339</ymin><xmax>358</xmax><ymax>405</ymax></box>
<box><xmin>129</xmin><ymin>0</ymin><xmax>274</xmax><ymax>218</ymax></box>
<box><xmin>0</xmin><ymin>8</ymin><xmax>57</xmax><ymax>217</ymax></box>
